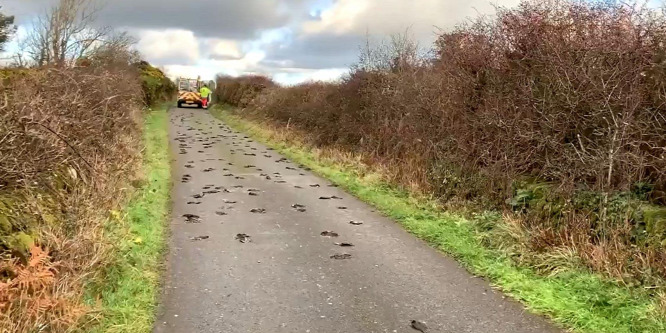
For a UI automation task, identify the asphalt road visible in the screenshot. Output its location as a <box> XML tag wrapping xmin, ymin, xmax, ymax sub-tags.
<box><xmin>154</xmin><ymin>107</ymin><xmax>561</xmax><ymax>333</ymax></box>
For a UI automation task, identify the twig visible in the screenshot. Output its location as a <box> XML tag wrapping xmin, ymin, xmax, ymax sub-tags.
<box><xmin>31</xmin><ymin>121</ymin><xmax>96</xmax><ymax>173</ymax></box>
<box><xmin>0</xmin><ymin>91</ymin><xmax>8</xmax><ymax>110</ymax></box>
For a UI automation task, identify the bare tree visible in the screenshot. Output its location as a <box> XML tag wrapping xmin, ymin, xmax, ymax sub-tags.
<box><xmin>356</xmin><ymin>28</ymin><xmax>425</xmax><ymax>73</ymax></box>
<box><xmin>0</xmin><ymin>7</ymin><xmax>15</xmax><ymax>51</ymax></box>
<box><xmin>87</xmin><ymin>31</ymin><xmax>139</xmax><ymax>66</ymax></box>
<box><xmin>24</xmin><ymin>0</ymin><xmax>109</xmax><ymax>67</ymax></box>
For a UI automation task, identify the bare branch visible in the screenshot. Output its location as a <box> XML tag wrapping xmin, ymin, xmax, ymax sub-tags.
<box><xmin>23</xmin><ymin>0</ymin><xmax>109</xmax><ymax>67</ymax></box>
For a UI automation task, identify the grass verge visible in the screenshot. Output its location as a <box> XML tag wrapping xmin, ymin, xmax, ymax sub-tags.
<box><xmin>211</xmin><ymin>106</ymin><xmax>665</xmax><ymax>333</ymax></box>
<box><xmin>86</xmin><ymin>107</ymin><xmax>171</xmax><ymax>333</ymax></box>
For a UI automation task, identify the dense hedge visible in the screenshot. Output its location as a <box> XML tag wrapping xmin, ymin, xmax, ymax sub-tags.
<box><xmin>0</xmin><ymin>65</ymin><xmax>145</xmax><ymax>331</ymax></box>
<box><xmin>215</xmin><ymin>75</ymin><xmax>275</xmax><ymax>107</ymax></box>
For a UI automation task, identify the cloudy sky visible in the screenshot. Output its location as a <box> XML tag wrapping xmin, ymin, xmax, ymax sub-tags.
<box><xmin>1</xmin><ymin>0</ymin><xmax>523</xmax><ymax>84</ymax></box>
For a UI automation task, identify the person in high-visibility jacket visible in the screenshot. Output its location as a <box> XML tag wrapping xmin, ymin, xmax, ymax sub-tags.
<box><xmin>200</xmin><ymin>84</ymin><xmax>212</xmax><ymax>108</ymax></box>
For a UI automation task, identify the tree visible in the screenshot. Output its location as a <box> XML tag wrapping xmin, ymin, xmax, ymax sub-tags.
<box><xmin>87</xmin><ymin>31</ymin><xmax>140</xmax><ymax>67</ymax></box>
<box><xmin>0</xmin><ymin>7</ymin><xmax>16</xmax><ymax>51</ymax></box>
<box><xmin>25</xmin><ymin>0</ymin><xmax>109</xmax><ymax>67</ymax></box>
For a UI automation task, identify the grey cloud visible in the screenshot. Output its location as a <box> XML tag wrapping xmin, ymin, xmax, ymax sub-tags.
<box><xmin>98</xmin><ymin>0</ymin><xmax>309</xmax><ymax>39</ymax></box>
<box><xmin>261</xmin><ymin>32</ymin><xmax>362</xmax><ymax>70</ymax></box>
<box><xmin>146</xmin><ymin>53</ymin><xmax>198</xmax><ymax>66</ymax></box>
<box><xmin>3</xmin><ymin>0</ymin><xmax>311</xmax><ymax>39</ymax></box>
<box><xmin>1</xmin><ymin>0</ymin><xmax>56</xmax><ymax>25</ymax></box>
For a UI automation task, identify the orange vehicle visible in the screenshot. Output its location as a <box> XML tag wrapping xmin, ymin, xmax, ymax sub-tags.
<box><xmin>176</xmin><ymin>77</ymin><xmax>216</xmax><ymax>109</ymax></box>
<box><xmin>176</xmin><ymin>77</ymin><xmax>203</xmax><ymax>108</ymax></box>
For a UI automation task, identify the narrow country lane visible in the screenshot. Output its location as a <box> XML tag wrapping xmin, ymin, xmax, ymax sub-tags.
<box><xmin>154</xmin><ymin>107</ymin><xmax>561</xmax><ymax>333</ymax></box>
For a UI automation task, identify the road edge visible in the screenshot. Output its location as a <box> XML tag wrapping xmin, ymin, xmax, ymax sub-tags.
<box><xmin>87</xmin><ymin>106</ymin><xmax>172</xmax><ymax>333</ymax></box>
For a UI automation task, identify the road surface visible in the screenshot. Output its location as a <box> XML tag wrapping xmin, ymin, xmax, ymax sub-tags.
<box><xmin>154</xmin><ymin>107</ymin><xmax>561</xmax><ymax>333</ymax></box>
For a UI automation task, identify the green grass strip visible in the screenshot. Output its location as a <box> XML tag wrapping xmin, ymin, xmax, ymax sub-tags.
<box><xmin>211</xmin><ymin>107</ymin><xmax>665</xmax><ymax>333</ymax></box>
<box><xmin>86</xmin><ymin>107</ymin><xmax>171</xmax><ymax>333</ymax></box>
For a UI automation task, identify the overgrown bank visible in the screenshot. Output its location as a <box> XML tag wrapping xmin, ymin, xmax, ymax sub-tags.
<box><xmin>212</xmin><ymin>107</ymin><xmax>665</xmax><ymax>333</ymax></box>
<box><xmin>0</xmin><ymin>65</ymin><xmax>173</xmax><ymax>331</ymax></box>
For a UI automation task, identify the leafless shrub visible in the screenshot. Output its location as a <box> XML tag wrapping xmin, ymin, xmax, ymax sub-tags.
<box><xmin>86</xmin><ymin>31</ymin><xmax>140</xmax><ymax>67</ymax></box>
<box><xmin>357</xmin><ymin>29</ymin><xmax>428</xmax><ymax>73</ymax></box>
<box><xmin>0</xmin><ymin>65</ymin><xmax>143</xmax><ymax>331</ymax></box>
<box><xmin>433</xmin><ymin>0</ymin><xmax>666</xmax><ymax>194</ymax></box>
<box><xmin>0</xmin><ymin>68</ymin><xmax>141</xmax><ymax>187</ymax></box>
<box><xmin>215</xmin><ymin>74</ymin><xmax>276</xmax><ymax>107</ymax></box>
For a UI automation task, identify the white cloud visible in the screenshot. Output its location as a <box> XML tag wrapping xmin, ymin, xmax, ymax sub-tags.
<box><xmin>269</xmin><ymin>67</ymin><xmax>348</xmax><ymax>85</ymax></box>
<box><xmin>159</xmin><ymin>49</ymin><xmax>267</xmax><ymax>81</ymax></box>
<box><xmin>303</xmin><ymin>0</ymin><xmax>521</xmax><ymax>42</ymax></box>
<box><xmin>204</xmin><ymin>39</ymin><xmax>243</xmax><ymax>60</ymax></box>
<box><xmin>136</xmin><ymin>29</ymin><xmax>200</xmax><ymax>66</ymax></box>
<box><xmin>306</xmin><ymin>67</ymin><xmax>348</xmax><ymax>82</ymax></box>
<box><xmin>162</xmin><ymin>65</ymin><xmax>205</xmax><ymax>80</ymax></box>
<box><xmin>303</xmin><ymin>1</ymin><xmax>369</xmax><ymax>35</ymax></box>
<box><xmin>149</xmin><ymin>0</ymin><xmax>523</xmax><ymax>84</ymax></box>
